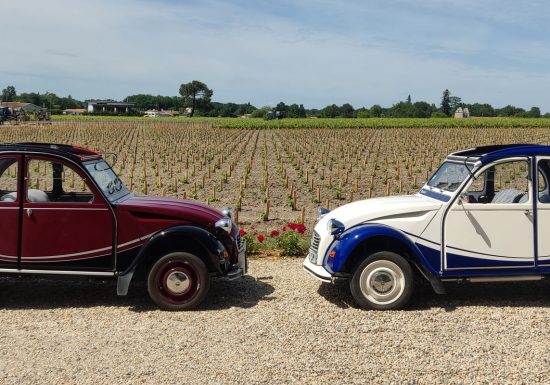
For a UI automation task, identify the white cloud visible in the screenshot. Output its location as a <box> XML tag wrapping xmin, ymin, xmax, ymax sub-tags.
<box><xmin>0</xmin><ymin>0</ymin><xmax>549</xmax><ymax>111</ymax></box>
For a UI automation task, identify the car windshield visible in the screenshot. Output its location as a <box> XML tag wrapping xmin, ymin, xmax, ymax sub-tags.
<box><xmin>426</xmin><ymin>161</ymin><xmax>471</xmax><ymax>192</ymax></box>
<box><xmin>84</xmin><ymin>160</ymin><xmax>131</xmax><ymax>202</ymax></box>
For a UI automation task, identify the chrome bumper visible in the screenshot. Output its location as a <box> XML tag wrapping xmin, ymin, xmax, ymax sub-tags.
<box><xmin>238</xmin><ymin>238</ymin><xmax>248</xmax><ymax>274</ymax></box>
<box><xmin>303</xmin><ymin>257</ymin><xmax>332</xmax><ymax>283</ymax></box>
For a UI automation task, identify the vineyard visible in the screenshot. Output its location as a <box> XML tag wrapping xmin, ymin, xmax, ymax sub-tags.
<box><xmin>52</xmin><ymin>115</ymin><xmax>550</xmax><ymax>129</ymax></box>
<box><xmin>3</xmin><ymin>121</ymin><xmax>550</xmax><ymax>233</ymax></box>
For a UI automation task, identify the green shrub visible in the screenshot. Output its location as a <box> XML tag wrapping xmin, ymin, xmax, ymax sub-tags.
<box><xmin>277</xmin><ymin>230</ymin><xmax>308</xmax><ymax>256</ymax></box>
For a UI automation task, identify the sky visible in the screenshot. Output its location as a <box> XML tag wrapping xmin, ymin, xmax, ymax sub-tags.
<box><xmin>1</xmin><ymin>0</ymin><xmax>549</xmax><ymax>111</ymax></box>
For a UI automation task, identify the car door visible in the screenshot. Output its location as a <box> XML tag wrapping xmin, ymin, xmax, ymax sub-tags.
<box><xmin>20</xmin><ymin>155</ymin><xmax>115</xmax><ymax>271</ymax></box>
<box><xmin>443</xmin><ymin>157</ymin><xmax>535</xmax><ymax>270</ymax></box>
<box><xmin>0</xmin><ymin>155</ymin><xmax>21</xmax><ymax>269</ymax></box>
<box><xmin>535</xmin><ymin>157</ymin><xmax>550</xmax><ymax>268</ymax></box>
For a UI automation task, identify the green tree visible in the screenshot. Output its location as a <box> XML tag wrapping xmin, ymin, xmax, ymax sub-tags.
<box><xmin>370</xmin><ymin>104</ymin><xmax>383</xmax><ymax>117</ymax></box>
<box><xmin>441</xmin><ymin>89</ymin><xmax>451</xmax><ymax>116</ymax></box>
<box><xmin>356</xmin><ymin>107</ymin><xmax>370</xmax><ymax>118</ymax></box>
<box><xmin>406</xmin><ymin>94</ymin><xmax>412</xmax><ymax>104</ymax></box>
<box><xmin>320</xmin><ymin>104</ymin><xmax>340</xmax><ymax>118</ymax></box>
<box><xmin>526</xmin><ymin>107</ymin><xmax>541</xmax><ymax>118</ymax></box>
<box><xmin>179</xmin><ymin>80</ymin><xmax>213</xmax><ymax>117</ymax></box>
<box><xmin>1</xmin><ymin>86</ymin><xmax>16</xmax><ymax>102</ymax></box>
<box><xmin>449</xmin><ymin>96</ymin><xmax>462</xmax><ymax>113</ymax></box>
<box><xmin>341</xmin><ymin>103</ymin><xmax>355</xmax><ymax>118</ymax></box>
<box><xmin>412</xmin><ymin>101</ymin><xmax>435</xmax><ymax>118</ymax></box>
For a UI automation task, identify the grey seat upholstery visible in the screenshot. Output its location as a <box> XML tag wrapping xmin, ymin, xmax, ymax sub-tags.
<box><xmin>539</xmin><ymin>193</ymin><xmax>550</xmax><ymax>203</ymax></box>
<box><xmin>491</xmin><ymin>189</ymin><xmax>527</xmax><ymax>204</ymax></box>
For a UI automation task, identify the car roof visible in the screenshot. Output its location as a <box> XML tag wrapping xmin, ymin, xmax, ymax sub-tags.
<box><xmin>0</xmin><ymin>142</ymin><xmax>102</xmax><ymax>161</ymax></box>
<box><xmin>448</xmin><ymin>144</ymin><xmax>550</xmax><ymax>164</ymax></box>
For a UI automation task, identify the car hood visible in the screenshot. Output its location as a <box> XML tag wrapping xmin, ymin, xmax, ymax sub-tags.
<box><xmin>316</xmin><ymin>194</ymin><xmax>443</xmax><ymax>231</ymax></box>
<box><xmin>117</xmin><ymin>196</ymin><xmax>225</xmax><ymax>228</ymax></box>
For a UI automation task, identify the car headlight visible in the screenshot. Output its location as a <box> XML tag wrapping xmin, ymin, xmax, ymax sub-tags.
<box><xmin>327</xmin><ymin>219</ymin><xmax>345</xmax><ymax>236</ymax></box>
<box><xmin>221</xmin><ymin>207</ymin><xmax>233</xmax><ymax>219</ymax></box>
<box><xmin>317</xmin><ymin>207</ymin><xmax>330</xmax><ymax>220</ymax></box>
<box><xmin>215</xmin><ymin>218</ymin><xmax>232</xmax><ymax>233</ymax></box>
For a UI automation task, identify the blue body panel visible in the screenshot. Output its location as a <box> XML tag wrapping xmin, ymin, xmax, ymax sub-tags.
<box><xmin>324</xmin><ymin>223</ymin><xmax>439</xmax><ymax>276</ymax></box>
<box><xmin>320</xmin><ymin>144</ymin><xmax>550</xmax><ymax>285</ymax></box>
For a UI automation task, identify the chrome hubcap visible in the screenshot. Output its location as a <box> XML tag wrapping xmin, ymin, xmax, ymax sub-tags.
<box><xmin>359</xmin><ymin>260</ymin><xmax>405</xmax><ymax>305</ymax></box>
<box><xmin>165</xmin><ymin>271</ymin><xmax>191</xmax><ymax>294</ymax></box>
<box><xmin>371</xmin><ymin>272</ymin><xmax>394</xmax><ymax>294</ymax></box>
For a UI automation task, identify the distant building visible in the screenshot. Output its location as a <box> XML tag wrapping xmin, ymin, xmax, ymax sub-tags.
<box><xmin>0</xmin><ymin>102</ymin><xmax>43</xmax><ymax>112</ymax></box>
<box><xmin>86</xmin><ymin>100</ymin><xmax>134</xmax><ymax>114</ymax></box>
<box><xmin>144</xmin><ymin>109</ymin><xmax>181</xmax><ymax>117</ymax></box>
<box><xmin>454</xmin><ymin>107</ymin><xmax>470</xmax><ymax>119</ymax></box>
<box><xmin>62</xmin><ymin>108</ymin><xmax>86</xmax><ymax>115</ymax></box>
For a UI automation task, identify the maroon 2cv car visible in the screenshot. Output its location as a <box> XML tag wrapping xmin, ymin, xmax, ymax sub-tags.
<box><xmin>0</xmin><ymin>143</ymin><xmax>247</xmax><ymax>310</ymax></box>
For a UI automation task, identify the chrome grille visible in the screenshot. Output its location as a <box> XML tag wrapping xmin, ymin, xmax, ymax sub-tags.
<box><xmin>309</xmin><ymin>231</ymin><xmax>321</xmax><ymax>263</ymax></box>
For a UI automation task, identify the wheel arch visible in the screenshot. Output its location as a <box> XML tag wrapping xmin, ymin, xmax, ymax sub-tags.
<box><xmin>116</xmin><ymin>225</ymin><xmax>225</xmax><ymax>296</ymax></box>
<box><xmin>326</xmin><ymin>224</ymin><xmax>445</xmax><ymax>294</ymax></box>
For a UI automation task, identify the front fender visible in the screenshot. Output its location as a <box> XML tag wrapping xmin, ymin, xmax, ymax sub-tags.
<box><xmin>325</xmin><ymin>224</ymin><xmax>443</xmax><ymax>292</ymax></box>
<box><xmin>120</xmin><ymin>225</ymin><xmax>225</xmax><ymax>276</ymax></box>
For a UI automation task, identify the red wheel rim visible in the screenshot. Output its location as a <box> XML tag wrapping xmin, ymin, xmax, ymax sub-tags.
<box><xmin>156</xmin><ymin>260</ymin><xmax>200</xmax><ymax>305</ymax></box>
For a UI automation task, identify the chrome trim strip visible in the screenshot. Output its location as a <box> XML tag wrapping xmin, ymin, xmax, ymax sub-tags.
<box><xmin>23</xmin><ymin>247</ymin><xmax>112</xmax><ymax>259</ymax></box>
<box><xmin>26</xmin><ymin>207</ymin><xmax>109</xmax><ymax>211</ymax></box>
<box><xmin>118</xmin><ymin>231</ymin><xmax>156</xmax><ymax>248</ymax></box>
<box><xmin>0</xmin><ymin>268</ymin><xmax>115</xmax><ymax>276</ymax></box>
<box><xmin>445</xmin><ymin>265</ymin><xmax>533</xmax><ymax>270</ymax></box>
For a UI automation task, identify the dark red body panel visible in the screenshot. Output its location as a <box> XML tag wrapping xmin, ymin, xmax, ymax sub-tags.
<box><xmin>0</xmin><ymin>144</ymin><xmax>233</xmax><ymax>274</ymax></box>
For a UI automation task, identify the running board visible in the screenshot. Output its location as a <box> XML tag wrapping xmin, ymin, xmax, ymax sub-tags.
<box><xmin>443</xmin><ymin>275</ymin><xmax>543</xmax><ymax>283</ymax></box>
<box><xmin>0</xmin><ymin>268</ymin><xmax>115</xmax><ymax>277</ymax></box>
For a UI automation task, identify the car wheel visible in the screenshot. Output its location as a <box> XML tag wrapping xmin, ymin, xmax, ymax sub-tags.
<box><xmin>147</xmin><ymin>252</ymin><xmax>210</xmax><ymax>311</ymax></box>
<box><xmin>350</xmin><ymin>251</ymin><xmax>414</xmax><ymax>310</ymax></box>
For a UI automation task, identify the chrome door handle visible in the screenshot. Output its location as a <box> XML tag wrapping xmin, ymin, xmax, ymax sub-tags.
<box><xmin>524</xmin><ymin>210</ymin><xmax>532</xmax><ymax>216</ymax></box>
<box><xmin>26</xmin><ymin>208</ymin><xmax>32</xmax><ymax>217</ymax></box>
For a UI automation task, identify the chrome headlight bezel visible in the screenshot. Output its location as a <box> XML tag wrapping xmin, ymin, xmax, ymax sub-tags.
<box><xmin>327</xmin><ymin>219</ymin><xmax>345</xmax><ymax>236</ymax></box>
<box><xmin>317</xmin><ymin>207</ymin><xmax>331</xmax><ymax>221</ymax></box>
<box><xmin>221</xmin><ymin>207</ymin><xmax>233</xmax><ymax>219</ymax></box>
<box><xmin>215</xmin><ymin>217</ymin><xmax>232</xmax><ymax>233</ymax></box>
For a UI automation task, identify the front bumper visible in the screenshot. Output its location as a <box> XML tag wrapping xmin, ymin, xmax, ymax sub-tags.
<box><xmin>225</xmin><ymin>238</ymin><xmax>247</xmax><ymax>280</ymax></box>
<box><xmin>303</xmin><ymin>257</ymin><xmax>332</xmax><ymax>283</ymax></box>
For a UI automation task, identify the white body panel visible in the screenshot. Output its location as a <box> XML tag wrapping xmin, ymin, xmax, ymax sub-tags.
<box><xmin>311</xmin><ymin>194</ymin><xmax>443</xmax><ymax>265</ymax></box>
<box><xmin>444</xmin><ymin>202</ymin><xmax>534</xmax><ymax>268</ymax></box>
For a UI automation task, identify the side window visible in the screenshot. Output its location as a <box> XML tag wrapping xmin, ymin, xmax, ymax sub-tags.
<box><xmin>489</xmin><ymin>160</ymin><xmax>529</xmax><ymax>204</ymax></box>
<box><xmin>538</xmin><ymin>159</ymin><xmax>550</xmax><ymax>203</ymax></box>
<box><xmin>0</xmin><ymin>158</ymin><xmax>18</xmax><ymax>202</ymax></box>
<box><xmin>468</xmin><ymin>172</ymin><xmax>485</xmax><ymax>192</ymax></box>
<box><xmin>27</xmin><ymin>159</ymin><xmax>94</xmax><ymax>203</ymax></box>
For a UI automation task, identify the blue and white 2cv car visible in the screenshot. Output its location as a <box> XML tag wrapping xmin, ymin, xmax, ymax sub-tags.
<box><xmin>304</xmin><ymin>144</ymin><xmax>550</xmax><ymax>310</ymax></box>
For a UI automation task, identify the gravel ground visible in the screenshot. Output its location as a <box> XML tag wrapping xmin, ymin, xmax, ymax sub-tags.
<box><xmin>1</xmin><ymin>258</ymin><xmax>550</xmax><ymax>385</ymax></box>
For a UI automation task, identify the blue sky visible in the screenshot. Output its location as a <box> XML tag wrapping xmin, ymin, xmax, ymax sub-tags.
<box><xmin>1</xmin><ymin>0</ymin><xmax>549</xmax><ymax>111</ymax></box>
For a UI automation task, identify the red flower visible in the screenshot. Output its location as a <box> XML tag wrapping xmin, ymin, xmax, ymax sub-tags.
<box><xmin>257</xmin><ymin>234</ymin><xmax>265</xmax><ymax>243</ymax></box>
<box><xmin>287</xmin><ymin>223</ymin><xmax>306</xmax><ymax>234</ymax></box>
<box><xmin>239</xmin><ymin>229</ymin><xmax>247</xmax><ymax>237</ymax></box>
<box><xmin>270</xmin><ymin>229</ymin><xmax>280</xmax><ymax>237</ymax></box>
<box><xmin>282</xmin><ymin>226</ymin><xmax>287</xmax><ymax>232</ymax></box>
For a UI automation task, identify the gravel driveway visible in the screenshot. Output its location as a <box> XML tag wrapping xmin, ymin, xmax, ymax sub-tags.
<box><xmin>1</xmin><ymin>258</ymin><xmax>550</xmax><ymax>384</ymax></box>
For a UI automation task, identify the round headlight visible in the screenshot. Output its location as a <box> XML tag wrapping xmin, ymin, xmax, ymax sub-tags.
<box><xmin>327</xmin><ymin>219</ymin><xmax>345</xmax><ymax>236</ymax></box>
<box><xmin>221</xmin><ymin>207</ymin><xmax>233</xmax><ymax>219</ymax></box>
<box><xmin>317</xmin><ymin>207</ymin><xmax>330</xmax><ymax>220</ymax></box>
<box><xmin>215</xmin><ymin>218</ymin><xmax>232</xmax><ymax>233</ymax></box>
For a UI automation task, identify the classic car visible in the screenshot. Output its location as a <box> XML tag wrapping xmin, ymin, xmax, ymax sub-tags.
<box><xmin>0</xmin><ymin>143</ymin><xmax>247</xmax><ymax>310</ymax></box>
<box><xmin>304</xmin><ymin>144</ymin><xmax>550</xmax><ymax>309</ymax></box>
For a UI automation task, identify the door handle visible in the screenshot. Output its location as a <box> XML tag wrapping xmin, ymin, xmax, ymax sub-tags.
<box><xmin>524</xmin><ymin>209</ymin><xmax>532</xmax><ymax>216</ymax></box>
<box><xmin>26</xmin><ymin>208</ymin><xmax>32</xmax><ymax>217</ymax></box>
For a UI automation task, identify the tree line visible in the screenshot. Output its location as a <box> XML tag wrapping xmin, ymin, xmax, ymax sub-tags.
<box><xmin>2</xmin><ymin>83</ymin><xmax>548</xmax><ymax>118</ymax></box>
